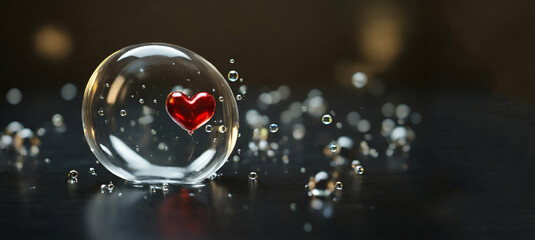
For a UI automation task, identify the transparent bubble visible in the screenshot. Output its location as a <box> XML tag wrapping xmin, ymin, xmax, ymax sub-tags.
<box><xmin>248</xmin><ymin>171</ymin><xmax>257</xmax><ymax>181</ymax></box>
<box><xmin>269</xmin><ymin>123</ymin><xmax>279</xmax><ymax>133</ymax></box>
<box><xmin>61</xmin><ymin>83</ymin><xmax>77</xmax><ymax>101</ymax></box>
<box><xmin>100</xmin><ymin>184</ymin><xmax>107</xmax><ymax>192</ymax></box>
<box><xmin>107</xmin><ymin>181</ymin><xmax>114</xmax><ymax>191</ymax></box>
<box><xmin>120</xmin><ymin>110</ymin><xmax>127</xmax><ymax>117</ymax></box>
<box><xmin>68</xmin><ymin>170</ymin><xmax>78</xmax><ymax>179</ymax></box>
<box><xmin>227</xmin><ymin>70</ymin><xmax>239</xmax><ymax>82</ymax></box>
<box><xmin>229</xmin><ymin>59</ymin><xmax>235</xmax><ymax>64</ymax></box>
<box><xmin>6</xmin><ymin>88</ymin><xmax>23</xmax><ymax>105</ymax></box>
<box><xmin>329</xmin><ymin>144</ymin><xmax>338</xmax><ymax>152</ymax></box>
<box><xmin>351</xmin><ymin>72</ymin><xmax>368</xmax><ymax>88</ymax></box>
<box><xmin>355</xmin><ymin>165</ymin><xmax>364</xmax><ymax>174</ymax></box>
<box><xmin>335</xmin><ymin>181</ymin><xmax>343</xmax><ymax>190</ymax></box>
<box><xmin>82</xmin><ymin>43</ymin><xmax>239</xmax><ymax>184</ymax></box>
<box><xmin>322</xmin><ymin>114</ymin><xmax>332</xmax><ymax>125</ymax></box>
<box><xmin>236</xmin><ymin>94</ymin><xmax>242</xmax><ymax>101</ymax></box>
<box><xmin>52</xmin><ymin>114</ymin><xmax>64</xmax><ymax>127</ymax></box>
<box><xmin>205</xmin><ymin>125</ymin><xmax>213</xmax><ymax>133</ymax></box>
<box><xmin>89</xmin><ymin>167</ymin><xmax>97</xmax><ymax>176</ymax></box>
<box><xmin>308</xmin><ymin>171</ymin><xmax>335</xmax><ymax>197</ymax></box>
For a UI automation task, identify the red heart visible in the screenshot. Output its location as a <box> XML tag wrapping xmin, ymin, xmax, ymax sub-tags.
<box><xmin>166</xmin><ymin>91</ymin><xmax>216</xmax><ymax>135</ymax></box>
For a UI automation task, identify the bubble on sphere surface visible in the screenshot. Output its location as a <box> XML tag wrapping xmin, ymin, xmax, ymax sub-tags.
<box><xmin>82</xmin><ymin>43</ymin><xmax>239</xmax><ymax>184</ymax></box>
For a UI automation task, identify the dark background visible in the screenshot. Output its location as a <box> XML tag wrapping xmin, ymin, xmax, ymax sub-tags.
<box><xmin>1</xmin><ymin>1</ymin><xmax>535</xmax><ymax>239</ymax></box>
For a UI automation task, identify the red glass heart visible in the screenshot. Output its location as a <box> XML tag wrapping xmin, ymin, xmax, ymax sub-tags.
<box><xmin>166</xmin><ymin>91</ymin><xmax>216</xmax><ymax>135</ymax></box>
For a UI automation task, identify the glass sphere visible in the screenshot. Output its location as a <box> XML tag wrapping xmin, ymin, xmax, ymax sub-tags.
<box><xmin>82</xmin><ymin>43</ymin><xmax>239</xmax><ymax>184</ymax></box>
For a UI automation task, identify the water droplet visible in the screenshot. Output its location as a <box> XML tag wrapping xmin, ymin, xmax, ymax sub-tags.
<box><xmin>322</xmin><ymin>114</ymin><xmax>333</xmax><ymax>125</ymax></box>
<box><xmin>248</xmin><ymin>172</ymin><xmax>258</xmax><ymax>181</ymax></box>
<box><xmin>290</xmin><ymin>203</ymin><xmax>297</xmax><ymax>212</ymax></box>
<box><xmin>351</xmin><ymin>72</ymin><xmax>368</xmax><ymax>88</ymax></box>
<box><xmin>227</xmin><ymin>70</ymin><xmax>239</xmax><ymax>82</ymax></box>
<box><xmin>162</xmin><ymin>183</ymin><xmax>169</xmax><ymax>193</ymax></box>
<box><xmin>335</xmin><ymin>181</ymin><xmax>343</xmax><ymax>190</ymax></box>
<box><xmin>107</xmin><ymin>181</ymin><xmax>114</xmax><ymax>191</ymax></box>
<box><xmin>269</xmin><ymin>123</ymin><xmax>279</xmax><ymax>133</ymax></box>
<box><xmin>329</xmin><ymin>144</ymin><xmax>338</xmax><ymax>152</ymax></box>
<box><xmin>219</xmin><ymin>125</ymin><xmax>227</xmax><ymax>133</ymax></box>
<box><xmin>68</xmin><ymin>170</ymin><xmax>78</xmax><ymax>179</ymax></box>
<box><xmin>98</xmin><ymin>108</ymin><xmax>104</xmax><ymax>116</ymax></box>
<box><xmin>219</xmin><ymin>96</ymin><xmax>224</xmax><ymax>102</ymax></box>
<box><xmin>303</xmin><ymin>222</ymin><xmax>313</xmax><ymax>232</ymax></box>
<box><xmin>236</xmin><ymin>94</ymin><xmax>242</xmax><ymax>101</ymax></box>
<box><xmin>139</xmin><ymin>98</ymin><xmax>144</xmax><ymax>104</ymax></box>
<box><xmin>52</xmin><ymin>114</ymin><xmax>64</xmax><ymax>127</ymax></box>
<box><xmin>120</xmin><ymin>110</ymin><xmax>127</xmax><ymax>117</ymax></box>
<box><xmin>239</xmin><ymin>85</ymin><xmax>247</xmax><ymax>94</ymax></box>
<box><xmin>89</xmin><ymin>167</ymin><xmax>97</xmax><ymax>176</ymax></box>
<box><xmin>205</xmin><ymin>125</ymin><xmax>213</xmax><ymax>132</ymax></box>
<box><xmin>229</xmin><ymin>58</ymin><xmax>235</xmax><ymax>64</ymax></box>
<box><xmin>355</xmin><ymin>165</ymin><xmax>364</xmax><ymax>174</ymax></box>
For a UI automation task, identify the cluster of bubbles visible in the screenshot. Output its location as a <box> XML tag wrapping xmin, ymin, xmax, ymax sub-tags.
<box><xmin>0</xmin><ymin>121</ymin><xmax>41</xmax><ymax>158</ymax></box>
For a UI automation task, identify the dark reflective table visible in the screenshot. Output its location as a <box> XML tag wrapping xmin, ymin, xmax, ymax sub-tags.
<box><xmin>1</xmin><ymin>87</ymin><xmax>534</xmax><ymax>239</ymax></box>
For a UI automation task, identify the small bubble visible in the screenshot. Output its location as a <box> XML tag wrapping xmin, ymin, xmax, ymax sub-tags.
<box><xmin>355</xmin><ymin>165</ymin><xmax>364</xmax><ymax>174</ymax></box>
<box><xmin>227</xmin><ymin>193</ymin><xmax>232</xmax><ymax>198</ymax></box>
<box><xmin>219</xmin><ymin>96</ymin><xmax>224</xmax><ymax>102</ymax></box>
<box><xmin>248</xmin><ymin>172</ymin><xmax>258</xmax><ymax>181</ymax></box>
<box><xmin>227</xmin><ymin>70</ymin><xmax>239</xmax><ymax>82</ymax></box>
<box><xmin>162</xmin><ymin>182</ymin><xmax>169</xmax><ymax>193</ymax></box>
<box><xmin>239</xmin><ymin>85</ymin><xmax>247</xmax><ymax>94</ymax></box>
<box><xmin>52</xmin><ymin>114</ymin><xmax>64</xmax><ymax>127</ymax></box>
<box><xmin>6</xmin><ymin>88</ymin><xmax>23</xmax><ymax>105</ymax></box>
<box><xmin>89</xmin><ymin>167</ymin><xmax>97</xmax><ymax>176</ymax></box>
<box><xmin>236</xmin><ymin>94</ymin><xmax>242</xmax><ymax>101</ymax></box>
<box><xmin>68</xmin><ymin>170</ymin><xmax>78</xmax><ymax>179</ymax></box>
<box><xmin>98</xmin><ymin>108</ymin><xmax>104</xmax><ymax>116</ymax></box>
<box><xmin>100</xmin><ymin>184</ymin><xmax>107</xmax><ymax>192</ymax></box>
<box><xmin>150</xmin><ymin>186</ymin><xmax>156</xmax><ymax>194</ymax></box>
<box><xmin>237</xmin><ymin>149</ymin><xmax>241</xmax><ymax>155</ymax></box>
<box><xmin>120</xmin><ymin>110</ymin><xmax>127</xmax><ymax>117</ymax></box>
<box><xmin>153</xmin><ymin>99</ymin><xmax>157</xmax><ymax>104</ymax></box>
<box><xmin>269</xmin><ymin>123</ymin><xmax>279</xmax><ymax>133</ymax></box>
<box><xmin>351</xmin><ymin>160</ymin><xmax>360</xmax><ymax>168</ymax></box>
<box><xmin>322</xmin><ymin>114</ymin><xmax>333</xmax><ymax>125</ymax></box>
<box><xmin>213</xmin><ymin>138</ymin><xmax>218</xmax><ymax>143</ymax></box>
<box><xmin>44</xmin><ymin>158</ymin><xmax>51</xmax><ymax>164</ymax></box>
<box><xmin>107</xmin><ymin>181</ymin><xmax>114</xmax><ymax>191</ymax></box>
<box><xmin>290</xmin><ymin>203</ymin><xmax>297</xmax><ymax>212</ymax></box>
<box><xmin>230</xmin><ymin>58</ymin><xmax>235</xmax><ymax>64</ymax></box>
<box><xmin>139</xmin><ymin>98</ymin><xmax>144</xmax><ymax>104</ymax></box>
<box><xmin>351</xmin><ymin>72</ymin><xmax>368</xmax><ymax>88</ymax></box>
<box><xmin>205</xmin><ymin>125</ymin><xmax>213</xmax><ymax>133</ymax></box>
<box><xmin>303</xmin><ymin>222</ymin><xmax>313</xmax><ymax>232</ymax></box>
<box><xmin>219</xmin><ymin>125</ymin><xmax>227</xmax><ymax>133</ymax></box>
<box><xmin>141</xmin><ymin>84</ymin><xmax>146</xmax><ymax>89</ymax></box>
<box><xmin>105</xmin><ymin>83</ymin><xmax>110</xmax><ymax>87</ymax></box>
<box><xmin>335</xmin><ymin>181</ymin><xmax>343</xmax><ymax>190</ymax></box>
<box><xmin>329</xmin><ymin>144</ymin><xmax>338</xmax><ymax>152</ymax></box>
<box><xmin>151</xmin><ymin>129</ymin><xmax>157</xmax><ymax>135</ymax></box>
